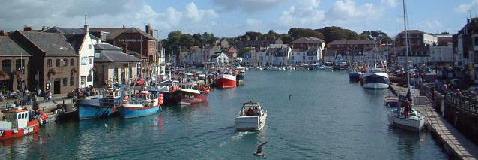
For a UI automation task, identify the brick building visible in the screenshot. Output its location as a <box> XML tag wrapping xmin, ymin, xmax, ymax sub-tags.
<box><xmin>10</xmin><ymin>30</ymin><xmax>79</xmax><ymax>94</ymax></box>
<box><xmin>0</xmin><ymin>35</ymin><xmax>30</xmax><ymax>92</ymax></box>
<box><xmin>90</xmin><ymin>24</ymin><xmax>158</xmax><ymax>78</ymax></box>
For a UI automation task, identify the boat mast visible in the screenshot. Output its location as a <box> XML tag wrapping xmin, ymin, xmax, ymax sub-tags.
<box><xmin>402</xmin><ymin>0</ymin><xmax>411</xmax><ymax>90</ymax></box>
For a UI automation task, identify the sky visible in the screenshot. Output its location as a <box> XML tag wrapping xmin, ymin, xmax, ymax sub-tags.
<box><xmin>1</xmin><ymin>0</ymin><xmax>478</xmax><ymax>38</ymax></box>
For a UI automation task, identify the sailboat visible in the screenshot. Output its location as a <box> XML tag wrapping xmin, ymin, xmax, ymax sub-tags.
<box><xmin>387</xmin><ymin>0</ymin><xmax>425</xmax><ymax>131</ymax></box>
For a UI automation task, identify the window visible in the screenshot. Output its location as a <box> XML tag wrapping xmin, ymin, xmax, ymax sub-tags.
<box><xmin>474</xmin><ymin>37</ymin><xmax>478</xmax><ymax>46</ymax></box>
<box><xmin>47</xmin><ymin>59</ymin><xmax>52</xmax><ymax>67</ymax></box>
<box><xmin>81</xmin><ymin>76</ymin><xmax>86</xmax><ymax>86</ymax></box>
<box><xmin>89</xmin><ymin>44</ymin><xmax>92</xmax><ymax>49</ymax></box>
<box><xmin>114</xmin><ymin>68</ymin><xmax>119</xmax><ymax>82</ymax></box>
<box><xmin>87</xmin><ymin>71</ymin><xmax>93</xmax><ymax>82</ymax></box>
<box><xmin>81</xmin><ymin>57</ymin><xmax>88</xmax><ymax>65</ymax></box>
<box><xmin>70</xmin><ymin>58</ymin><xmax>75</xmax><ymax>66</ymax></box>
<box><xmin>63</xmin><ymin>58</ymin><xmax>68</xmax><ymax>66</ymax></box>
<box><xmin>89</xmin><ymin>57</ymin><xmax>93</xmax><ymax>64</ymax></box>
<box><xmin>129</xmin><ymin>67</ymin><xmax>133</xmax><ymax>79</ymax></box>
<box><xmin>2</xmin><ymin>59</ymin><xmax>12</xmax><ymax>73</ymax></box>
<box><xmin>70</xmin><ymin>76</ymin><xmax>74</xmax><ymax>86</ymax></box>
<box><xmin>16</xmin><ymin>59</ymin><xmax>25</xmax><ymax>70</ymax></box>
<box><xmin>56</xmin><ymin>59</ymin><xmax>61</xmax><ymax>67</ymax></box>
<box><xmin>63</xmin><ymin>78</ymin><xmax>68</xmax><ymax>86</ymax></box>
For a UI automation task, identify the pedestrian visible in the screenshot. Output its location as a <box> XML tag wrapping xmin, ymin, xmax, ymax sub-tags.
<box><xmin>37</xmin><ymin>88</ymin><xmax>41</xmax><ymax>97</ymax></box>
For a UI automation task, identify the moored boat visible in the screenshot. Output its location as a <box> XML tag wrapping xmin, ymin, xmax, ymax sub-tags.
<box><xmin>121</xmin><ymin>90</ymin><xmax>161</xmax><ymax>118</ymax></box>
<box><xmin>362</xmin><ymin>68</ymin><xmax>390</xmax><ymax>89</ymax></box>
<box><xmin>216</xmin><ymin>74</ymin><xmax>237</xmax><ymax>89</ymax></box>
<box><xmin>178</xmin><ymin>89</ymin><xmax>208</xmax><ymax>106</ymax></box>
<box><xmin>0</xmin><ymin>107</ymin><xmax>48</xmax><ymax>141</ymax></box>
<box><xmin>235</xmin><ymin>101</ymin><xmax>267</xmax><ymax>131</ymax></box>
<box><xmin>78</xmin><ymin>88</ymin><xmax>123</xmax><ymax>120</ymax></box>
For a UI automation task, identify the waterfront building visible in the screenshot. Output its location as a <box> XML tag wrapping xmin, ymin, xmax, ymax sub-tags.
<box><xmin>0</xmin><ymin>34</ymin><xmax>31</xmax><ymax>92</ymax></box>
<box><xmin>90</xmin><ymin>24</ymin><xmax>159</xmax><ymax>78</ymax></box>
<box><xmin>327</xmin><ymin>40</ymin><xmax>375</xmax><ymax>56</ymax></box>
<box><xmin>290</xmin><ymin>37</ymin><xmax>325</xmax><ymax>65</ymax></box>
<box><xmin>395</xmin><ymin>30</ymin><xmax>438</xmax><ymax>65</ymax></box>
<box><xmin>10</xmin><ymin>29</ymin><xmax>78</xmax><ymax>94</ymax></box>
<box><xmin>454</xmin><ymin>18</ymin><xmax>478</xmax><ymax>84</ymax></box>
<box><xmin>210</xmin><ymin>52</ymin><xmax>229</xmax><ymax>66</ymax></box>
<box><xmin>93</xmin><ymin>43</ymin><xmax>141</xmax><ymax>87</ymax></box>
<box><xmin>47</xmin><ymin>25</ymin><xmax>96</xmax><ymax>89</ymax></box>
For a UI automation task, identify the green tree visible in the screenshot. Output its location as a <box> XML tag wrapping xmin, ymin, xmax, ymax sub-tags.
<box><xmin>315</xmin><ymin>26</ymin><xmax>360</xmax><ymax>43</ymax></box>
<box><xmin>288</xmin><ymin>28</ymin><xmax>324</xmax><ymax>40</ymax></box>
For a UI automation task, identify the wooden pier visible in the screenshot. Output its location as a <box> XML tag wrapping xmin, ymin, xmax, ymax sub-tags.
<box><xmin>391</xmin><ymin>84</ymin><xmax>478</xmax><ymax>160</ymax></box>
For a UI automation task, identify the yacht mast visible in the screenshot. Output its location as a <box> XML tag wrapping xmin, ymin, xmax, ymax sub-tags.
<box><xmin>402</xmin><ymin>0</ymin><xmax>411</xmax><ymax>90</ymax></box>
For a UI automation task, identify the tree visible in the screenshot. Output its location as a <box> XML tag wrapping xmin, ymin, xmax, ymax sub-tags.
<box><xmin>315</xmin><ymin>26</ymin><xmax>360</xmax><ymax>43</ymax></box>
<box><xmin>360</xmin><ymin>31</ymin><xmax>392</xmax><ymax>44</ymax></box>
<box><xmin>288</xmin><ymin>28</ymin><xmax>324</xmax><ymax>40</ymax></box>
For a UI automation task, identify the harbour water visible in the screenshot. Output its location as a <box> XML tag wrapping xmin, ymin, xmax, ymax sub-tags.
<box><xmin>1</xmin><ymin>71</ymin><xmax>447</xmax><ymax>159</ymax></box>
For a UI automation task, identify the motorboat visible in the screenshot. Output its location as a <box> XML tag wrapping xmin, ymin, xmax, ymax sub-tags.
<box><xmin>362</xmin><ymin>67</ymin><xmax>390</xmax><ymax>89</ymax></box>
<box><xmin>235</xmin><ymin>101</ymin><xmax>267</xmax><ymax>131</ymax></box>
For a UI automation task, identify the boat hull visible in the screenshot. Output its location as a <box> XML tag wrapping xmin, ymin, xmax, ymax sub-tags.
<box><xmin>235</xmin><ymin>114</ymin><xmax>267</xmax><ymax>131</ymax></box>
<box><xmin>216</xmin><ymin>74</ymin><xmax>236</xmax><ymax>89</ymax></box>
<box><xmin>121</xmin><ymin>106</ymin><xmax>160</xmax><ymax>118</ymax></box>
<box><xmin>78</xmin><ymin>99</ymin><xmax>116</xmax><ymax>120</ymax></box>
<box><xmin>388</xmin><ymin>113</ymin><xmax>425</xmax><ymax>131</ymax></box>
<box><xmin>363</xmin><ymin>83</ymin><xmax>389</xmax><ymax>89</ymax></box>
<box><xmin>0</xmin><ymin>120</ymin><xmax>40</xmax><ymax>141</ymax></box>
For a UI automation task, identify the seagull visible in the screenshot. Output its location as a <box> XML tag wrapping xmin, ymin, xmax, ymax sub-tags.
<box><xmin>254</xmin><ymin>141</ymin><xmax>268</xmax><ymax>157</ymax></box>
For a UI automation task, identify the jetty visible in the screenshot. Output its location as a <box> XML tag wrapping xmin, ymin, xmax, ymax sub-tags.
<box><xmin>391</xmin><ymin>84</ymin><xmax>478</xmax><ymax>160</ymax></box>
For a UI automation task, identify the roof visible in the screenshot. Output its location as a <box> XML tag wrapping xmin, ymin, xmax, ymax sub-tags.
<box><xmin>94</xmin><ymin>43</ymin><xmax>122</xmax><ymax>51</ymax></box>
<box><xmin>95</xmin><ymin>50</ymin><xmax>141</xmax><ymax>63</ymax></box>
<box><xmin>64</xmin><ymin>34</ymin><xmax>86</xmax><ymax>52</ymax></box>
<box><xmin>329</xmin><ymin>40</ymin><xmax>375</xmax><ymax>45</ymax></box>
<box><xmin>46</xmin><ymin>27</ymin><xmax>86</xmax><ymax>35</ymax></box>
<box><xmin>398</xmin><ymin>30</ymin><xmax>426</xmax><ymax>35</ymax></box>
<box><xmin>291</xmin><ymin>37</ymin><xmax>324</xmax><ymax>44</ymax></box>
<box><xmin>46</xmin><ymin>27</ymin><xmax>88</xmax><ymax>52</ymax></box>
<box><xmin>19</xmin><ymin>31</ymin><xmax>77</xmax><ymax>57</ymax></box>
<box><xmin>0</xmin><ymin>36</ymin><xmax>31</xmax><ymax>56</ymax></box>
<box><xmin>90</xmin><ymin>27</ymin><xmax>155</xmax><ymax>40</ymax></box>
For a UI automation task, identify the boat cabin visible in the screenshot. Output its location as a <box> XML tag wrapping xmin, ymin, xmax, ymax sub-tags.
<box><xmin>0</xmin><ymin>108</ymin><xmax>30</xmax><ymax>130</ymax></box>
<box><xmin>240</xmin><ymin>102</ymin><xmax>263</xmax><ymax>116</ymax></box>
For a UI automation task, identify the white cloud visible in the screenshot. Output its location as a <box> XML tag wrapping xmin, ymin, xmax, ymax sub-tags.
<box><xmin>279</xmin><ymin>0</ymin><xmax>325</xmax><ymax>27</ymax></box>
<box><xmin>186</xmin><ymin>2</ymin><xmax>218</xmax><ymax>22</ymax></box>
<box><xmin>212</xmin><ymin>0</ymin><xmax>287</xmax><ymax>12</ymax></box>
<box><xmin>456</xmin><ymin>0</ymin><xmax>478</xmax><ymax>13</ymax></box>
<box><xmin>325</xmin><ymin>0</ymin><xmax>381</xmax><ymax>22</ymax></box>
<box><xmin>381</xmin><ymin>0</ymin><xmax>399</xmax><ymax>7</ymax></box>
<box><xmin>0</xmin><ymin>0</ymin><xmax>219</xmax><ymax>38</ymax></box>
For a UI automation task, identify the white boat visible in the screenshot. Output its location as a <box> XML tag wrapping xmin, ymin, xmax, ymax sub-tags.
<box><xmin>362</xmin><ymin>68</ymin><xmax>390</xmax><ymax>89</ymax></box>
<box><xmin>388</xmin><ymin>107</ymin><xmax>425</xmax><ymax>131</ymax></box>
<box><xmin>235</xmin><ymin>101</ymin><xmax>267</xmax><ymax>131</ymax></box>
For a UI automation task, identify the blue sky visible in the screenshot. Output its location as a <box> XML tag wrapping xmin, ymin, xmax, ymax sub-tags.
<box><xmin>0</xmin><ymin>0</ymin><xmax>477</xmax><ymax>38</ymax></box>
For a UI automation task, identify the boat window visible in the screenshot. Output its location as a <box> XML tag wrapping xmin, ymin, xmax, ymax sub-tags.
<box><xmin>18</xmin><ymin>114</ymin><xmax>21</xmax><ymax>119</ymax></box>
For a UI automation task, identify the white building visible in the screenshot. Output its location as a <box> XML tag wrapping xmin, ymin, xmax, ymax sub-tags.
<box><xmin>46</xmin><ymin>25</ymin><xmax>95</xmax><ymax>88</ymax></box>
<box><xmin>211</xmin><ymin>52</ymin><xmax>229</xmax><ymax>66</ymax></box>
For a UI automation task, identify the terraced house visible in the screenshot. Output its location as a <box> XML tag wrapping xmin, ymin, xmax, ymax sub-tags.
<box><xmin>10</xmin><ymin>29</ymin><xmax>78</xmax><ymax>94</ymax></box>
<box><xmin>0</xmin><ymin>33</ymin><xmax>30</xmax><ymax>92</ymax></box>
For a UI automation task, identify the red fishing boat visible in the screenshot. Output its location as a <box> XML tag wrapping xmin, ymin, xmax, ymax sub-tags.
<box><xmin>0</xmin><ymin>107</ymin><xmax>48</xmax><ymax>141</ymax></box>
<box><xmin>216</xmin><ymin>74</ymin><xmax>236</xmax><ymax>89</ymax></box>
<box><xmin>178</xmin><ymin>89</ymin><xmax>208</xmax><ymax>106</ymax></box>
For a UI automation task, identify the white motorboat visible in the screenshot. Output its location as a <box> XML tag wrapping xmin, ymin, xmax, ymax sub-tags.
<box><xmin>362</xmin><ymin>67</ymin><xmax>390</xmax><ymax>89</ymax></box>
<box><xmin>235</xmin><ymin>101</ymin><xmax>267</xmax><ymax>131</ymax></box>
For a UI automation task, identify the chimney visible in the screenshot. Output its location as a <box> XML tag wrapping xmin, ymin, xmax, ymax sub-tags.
<box><xmin>145</xmin><ymin>24</ymin><xmax>153</xmax><ymax>36</ymax></box>
<box><xmin>84</xmin><ymin>24</ymin><xmax>89</xmax><ymax>34</ymax></box>
<box><xmin>23</xmin><ymin>26</ymin><xmax>32</xmax><ymax>31</ymax></box>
